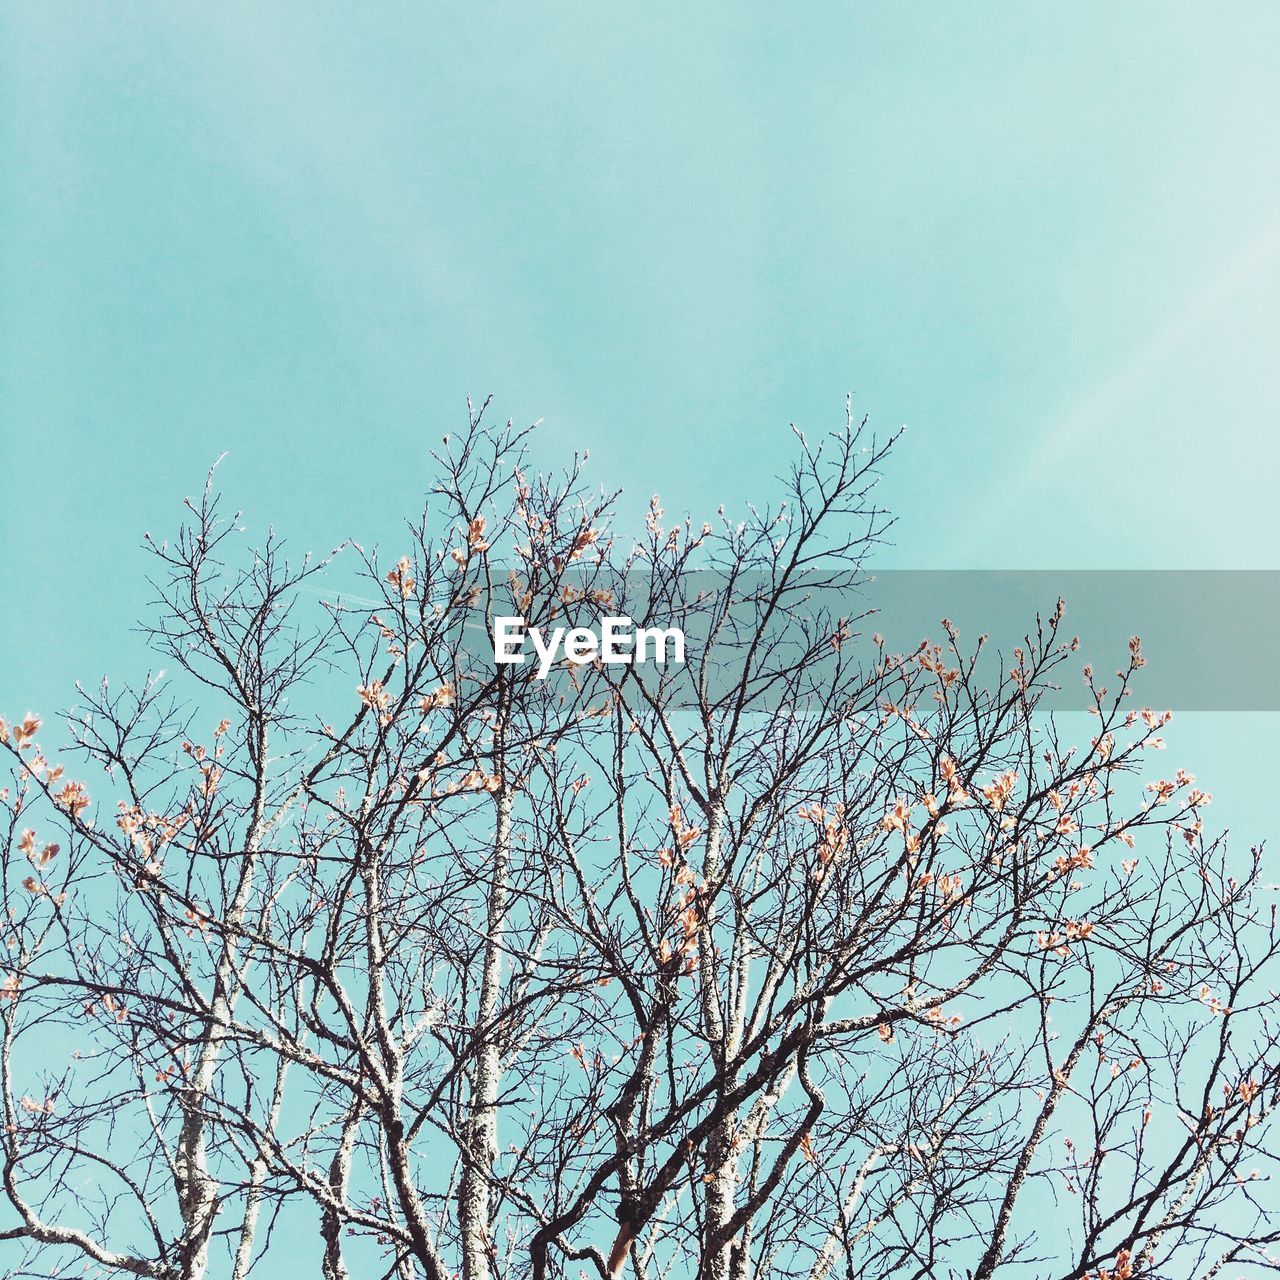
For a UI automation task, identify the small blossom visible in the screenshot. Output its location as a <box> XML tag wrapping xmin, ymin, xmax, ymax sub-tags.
<box><xmin>386</xmin><ymin>556</ymin><xmax>416</xmax><ymax>598</ymax></box>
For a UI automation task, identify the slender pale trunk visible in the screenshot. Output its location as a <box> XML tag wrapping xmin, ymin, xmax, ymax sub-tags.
<box><xmin>972</xmin><ymin>1024</ymin><xmax>1096</xmax><ymax>1280</ymax></box>
<box><xmin>459</xmin><ymin>786</ymin><xmax>514</xmax><ymax>1280</ymax></box>
<box><xmin>175</xmin><ymin>738</ymin><xmax>268</xmax><ymax>1280</ymax></box>
<box><xmin>174</xmin><ymin>870</ymin><xmax>257</xmax><ymax>1278</ymax></box>
<box><xmin>231</xmin><ymin>1053</ymin><xmax>291</xmax><ymax>1280</ymax></box>
<box><xmin>698</xmin><ymin>803</ymin><xmax>740</xmax><ymax>1280</ymax></box>
<box><xmin>807</xmin><ymin>1146</ymin><xmax>893</xmax><ymax>1280</ymax></box>
<box><xmin>320</xmin><ymin>1101</ymin><xmax>364</xmax><ymax>1280</ymax></box>
<box><xmin>360</xmin><ymin>786</ymin><xmax>450</xmax><ymax>1280</ymax></box>
<box><xmin>173</xmin><ymin>941</ymin><xmax>252</xmax><ymax>1269</ymax></box>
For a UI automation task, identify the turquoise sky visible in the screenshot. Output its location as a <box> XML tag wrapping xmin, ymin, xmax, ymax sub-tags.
<box><xmin>2</xmin><ymin>8</ymin><xmax>1280</xmax><ymax>1274</ymax></box>
<box><xmin>2</xmin><ymin>8</ymin><xmax>1278</xmax><ymax>827</ymax></box>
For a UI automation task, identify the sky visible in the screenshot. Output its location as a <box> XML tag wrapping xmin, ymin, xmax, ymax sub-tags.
<box><xmin>3</xmin><ymin>6</ymin><xmax>1279</xmax><ymax>810</ymax></box>
<box><xmin>5</xmin><ymin>2</ymin><xmax>1279</xmax><ymax>840</ymax></box>
<box><xmin>1</xmin><ymin>4</ymin><xmax>1279</xmax><ymax>1271</ymax></box>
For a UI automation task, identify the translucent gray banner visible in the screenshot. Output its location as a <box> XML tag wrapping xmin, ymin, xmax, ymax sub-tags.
<box><xmin>448</xmin><ymin>570</ymin><xmax>1280</xmax><ymax>712</ymax></box>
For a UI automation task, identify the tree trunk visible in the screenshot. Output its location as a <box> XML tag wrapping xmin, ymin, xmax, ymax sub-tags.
<box><xmin>459</xmin><ymin>786</ymin><xmax>514</xmax><ymax>1280</ymax></box>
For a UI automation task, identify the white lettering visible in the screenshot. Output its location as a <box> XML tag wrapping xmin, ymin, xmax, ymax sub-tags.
<box><xmin>635</xmin><ymin>624</ymin><xmax>685</xmax><ymax>665</ymax></box>
<box><xmin>599</xmin><ymin>615</ymin><xmax>633</xmax><ymax>665</ymax></box>
<box><xmin>492</xmin><ymin>616</ymin><xmax>683</xmax><ymax>677</ymax></box>
<box><xmin>493</xmin><ymin>617</ymin><xmax>526</xmax><ymax>664</ymax></box>
<box><xmin>529</xmin><ymin>625</ymin><xmax>564</xmax><ymax>678</ymax></box>
<box><xmin>564</xmin><ymin>627</ymin><xmax>597</xmax><ymax>663</ymax></box>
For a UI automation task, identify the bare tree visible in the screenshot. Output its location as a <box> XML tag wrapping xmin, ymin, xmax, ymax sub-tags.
<box><xmin>2</xmin><ymin>401</ymin><xmax>1276</xmax><ymax>1280</ymax></box>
